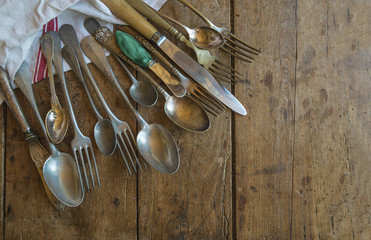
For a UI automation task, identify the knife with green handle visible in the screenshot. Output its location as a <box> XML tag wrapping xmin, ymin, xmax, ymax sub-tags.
<box><xmin>99</xmin><ymin>0</ymin><xmax>246</xmax><ymax>115</ymax></box>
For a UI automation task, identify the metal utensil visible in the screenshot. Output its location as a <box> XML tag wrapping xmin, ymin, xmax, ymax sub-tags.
<box><xmin>176</xmin><ymin>0</ymin><xmax>261</xmax><ymax>60</ymax></box>
<box><xmin>81</xmin><ymin>36</ymin><xmax>180</xmax><ymax>174</ymax></box>
<box><xmin>59</xmin><ymin>24</ymin><xmax>143</xmax><ymax>175</ymax></box>
<box><xmin>131</xmin><ymin>33</ymin><xmax>226</xmax><ymax>116</ymax></box>
<box><xmin>5</xmin><ymin>63</ymin><xmax>66</xmax><ymax>211</ymax></box>
<box><xmin>99</xmin><ymin>0</ymin><xmax>247</xmax><ymax>116</ymax></box>
<box><xmin>151</xmin><ymin>11</ymin><xmax>245</xmax><ymax>84</ymax></box>
<box><xmin>40</xmin><ymin>34</ymin><xmax>69</xmax><ymax>144</ymax></box>
<box><xmin>46</xmin><ymin>31</ymin><xmax>100</xmax><ymax>191</ymax></box>
<box><xmin>0</xmin><ymin>66</ymin><xmax>83</xmax><ymax>207</ymax></box>
<box><xmin>61</xmin><ymin>45</ymin><xmax>117</xmax><ymax>156</ymax></box>
<box><xmin>113</xmin><ymin>54</ymin><xmax>210</xmax><ymax>132</ymax></box>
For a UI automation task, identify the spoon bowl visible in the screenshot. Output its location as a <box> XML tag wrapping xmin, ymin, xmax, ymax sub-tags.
<box><xmin>189</xmin><ymin>26</ymin><xmax>224</xmax><ymax>50</ymax></box>
<box><xmin>137</xmin><ymin>124</ymin><xmax>179</xmax><ymax>174</ymax></box>
<box><xmin>165</xmin><ymin>95</ymin><xmax>210</xmax><ymax>132</ymax></box>
<box><xmin>94</xmin><ymin>119</ymin><xmax>117</xmax><ymax>156</ymax></box>
<box><xmin>43</xmin><ymin>151</ymin><xmax>84</xmax><ymax>207</ymax></box>
<box><xmin>45</xmin><ymin>107</ymin><xmax>69</xmax><ymax>143</ymax></box>
<box><xmin>129</xmin><ymin>78</ymin><xmax>158</xmax><ymax>107</ymax></box>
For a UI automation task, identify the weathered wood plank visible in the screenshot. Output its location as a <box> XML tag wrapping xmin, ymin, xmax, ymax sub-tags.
<box><xmin>292</xmin><ymin>1</ymin><xmax>371</xmax><ymax>239</ymax></box>
<box><xmin>234</xmin><ymin>0</ymin><xmax>296</xmax><ymax>239</ymax></box>
<box><xmin>3</xmin><ymin>57</ymin><xmax>138</xmax><ymax>239</ymax></box>
<box><xmin>0</xmin><ymin>104</ymin><xmax>6</xmax><ymax>240</ymax></box>
<box><xmin>137</xmin><ymin>0</ymin><xmax>232</xmax><ymax>239</ymax></box>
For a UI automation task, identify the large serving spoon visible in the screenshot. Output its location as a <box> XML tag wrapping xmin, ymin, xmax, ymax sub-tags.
<box><xmin>61</xmin><ymin>45</ymin><xmax>117</xmax><ymax>156</ymax></box>
<box><xmin>40</xmin><ymin>34</ymin><xmax>69</xmax><ymax>144</ymax></box>
<box><xmin>0</xmin><ymin>65</ymin><xmax>83</xmax><ymax>207</ymax></box>
<box><xmin>81</xmin><ymin>36</ymin><xmax>180</xmax><ymax>174</ymax></box>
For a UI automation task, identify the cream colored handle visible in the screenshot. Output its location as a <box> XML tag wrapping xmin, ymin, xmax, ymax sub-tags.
<box><xmin>99</xmin><ymin>0</ymin><xmax>158</xmax><ymax>39</ymax></box>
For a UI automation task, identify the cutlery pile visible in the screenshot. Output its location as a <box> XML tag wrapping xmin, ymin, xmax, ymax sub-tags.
<box><xmin>0</xmin><ymin>0</ymin><xmax>259</xmax><ymax>209</ymax></box>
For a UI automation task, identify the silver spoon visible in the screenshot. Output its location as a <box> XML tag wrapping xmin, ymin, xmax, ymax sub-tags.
<box><xmin>0</xmin><ymin>65</ymin><xmax>83</xmax><ymax>207</ymax></box>
<box><xmin>113</xmin><ymin>54</ymin><xmax>210</xmax><ymax>132</ymax></box>
<box><xmin>40</xmin><ymin>34</ymin><xmax>69</xmax><ymax>144</ymax></box>
<box><xmin>61</xmin><ymin>45</ymin><xmax>117</xmax><ymax>156</ymax></box>
<box><xmin>153</xmin><ymin>7</ymin><xmax>224</xmax><ymax>50</ymax></box>
<box><xmin>124</xmin><ymin>64</ymin><xmax>158</xmax><ymax>107</ymax></box>
<box><xmin>81</xmin><ymin>36</ymin><xmax>180</xmax><ymax>174</ymax></box>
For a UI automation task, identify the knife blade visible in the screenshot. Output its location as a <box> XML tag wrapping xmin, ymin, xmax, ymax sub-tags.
<box><xmin>98</xmin><ymin>0</ymin><xmax>246</xmax><ymax>115</ymax></box>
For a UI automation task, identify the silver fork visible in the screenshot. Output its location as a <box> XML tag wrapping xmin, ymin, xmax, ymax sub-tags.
<box><xmin>176</xmin><ymin>0</ymin><xmax>261</xmax><ymax>60</ymax></box>
<box><xmin>47</xmin><ymin>31</ymin><xmax>99</xmax><ymax>191</ymax></box>
<box><xmin>59</xmin><ymin>24</ymin><xmax>144</xmax><ymax>175</ymax></box>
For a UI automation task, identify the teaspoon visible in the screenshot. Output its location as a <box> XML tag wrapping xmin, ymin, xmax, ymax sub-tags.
<box><xmin>40</xmin><ymin>34</ymin><xmax>69</xmax><ymax>144</ymax></box>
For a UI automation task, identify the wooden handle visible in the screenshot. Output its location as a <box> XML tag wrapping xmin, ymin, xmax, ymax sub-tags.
<box><xmin>99</xmin><ymin>0</ymin><xmax>158</xmax><ymax>39</ymax></box>
<box><xmin>125</xmin><ymin>0</ymin><xmax>173</xmax><ymax>32</ymax></box>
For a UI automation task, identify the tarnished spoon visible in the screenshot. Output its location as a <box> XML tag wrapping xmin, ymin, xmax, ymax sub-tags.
<box><xmin>0</xmin><ymin>66</ymin><xmax>83</xmax><ymax>207</ymax></box>
<box><xmin>40</xmin><ymin>34</ymin><xmax>69</xmax><ymax>144</ymax></box>
<box><xmin>81</xmin><ymin>36</ymin><xmax>180</xmax><ymax>174</ymax></box>
<box><xmin>61</xmin><ymin>45</ymin><xmax>117</xmax><ymax>156</ymax></box>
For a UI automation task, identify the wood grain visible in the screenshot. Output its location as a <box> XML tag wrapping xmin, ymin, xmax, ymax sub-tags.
<box><xmin>234</xmin><ymin>0</ymin><xmax>296</xmax><ymax>239</ymax></box>
<box><xmin>292</xmin><ymin>1</ymin><xmax>371</xmax><ymax>239</ymax></box>
<box><xmin>137</xmin><ymin>0</ymin><xmax>232</xmax><ymax>239</ymax></box>
<box><xmin>3</xmin><ymin>58</ymin><xmax>138</xmax><ymax>240</ymax></box>
<box><xmin>0</xmin><ymin>0</ymin><xmax>370</xmax><ymax>239</ymax></box>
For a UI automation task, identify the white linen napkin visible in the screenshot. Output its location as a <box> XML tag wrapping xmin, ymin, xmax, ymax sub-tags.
<box><xmin>0</xmin><ymin>0</ymin><xmax>167</xmax><ymax>104</ymax></box>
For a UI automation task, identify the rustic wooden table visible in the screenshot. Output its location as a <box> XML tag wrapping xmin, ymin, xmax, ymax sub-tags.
<box><xmin>0</xmin><ymin>0</ymin><xmax>370</xmax><ymax>239</ymax></box>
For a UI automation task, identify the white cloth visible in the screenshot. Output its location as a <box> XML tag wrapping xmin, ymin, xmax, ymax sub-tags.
<box><xmin>0</xmin><ymin>0</ymin><xmax>167</xmax><ymax>104</ymax></box>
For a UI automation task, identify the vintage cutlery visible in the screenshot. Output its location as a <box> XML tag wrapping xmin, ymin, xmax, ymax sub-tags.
<box><xmin>115</xmin><ymin>32</ymin><xmax>210</xmax><ymax>132</ymax></box>
<box><xmin>0</xmin><ymin>66</ymin><xmax>83</xmax><ymax>207</ymax></box>
<box><xmin>59</xmin><ymin>24</ymin><xmax>142</xmax><ymax>175</ymax></box>
<box><xmin>152</xmin><ymin>11</ymin><xmax>245</xmax><ymax>83</ymax></box>
<box><xmin>0</xmin><ymin>64</ymin><xmax>66</xmax><ymax>211</ymax></box>
<box><xmin>129</xmin><ymin>32</ymin><xmax>227</xmax><ymax>116</ymax></box>
<box><xmin>46</xmin><ymin>31</ymin><xmax>100</xmax><ymax>191</ymax></box>
<box><xmin>99</xmin><ymin>0</ymin><xmax>247</xmax><ymax>115</ymax></box>
<box><xmin>176</xmin><ymin>0</ymin><xmax>261</xmax><ymax>60</ymax></box>
<box><xmin>81</xmin><ymin>36</ymin><xmax>180</xmax><ymax>174</ymax></box>
<box><xmin>61</xmin><ymin>46</ymin><xmax>117</xmax><ymax>157</ymax></box>
<box><xmin>40</xmin><ymin>34</ymin><xmax>69</xmax><ymax>144</ymax></box>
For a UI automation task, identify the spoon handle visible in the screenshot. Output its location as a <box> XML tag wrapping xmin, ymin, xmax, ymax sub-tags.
<box><xmin>61</xmin><ymin>46</ymin><xmax>103</xmax><ymax>121</ymax></box>
<box><xmin>0</xmin><ymin>67</ymin><xmax>65</xmax><ymax>211</ymax></box>
<box><xmin>40</xmin><ymin>34</ymin><xmax>61</xmax><ymax>108</ymax></box>
<box><xmin>47</xmin><ymin>31</ymin><xmax>83</xmax><ymax>137</ymax></box>
<box><xmin>81</xmin><ymin>36</ymin><xmax>147</xmax><ymax>128</ymax></box>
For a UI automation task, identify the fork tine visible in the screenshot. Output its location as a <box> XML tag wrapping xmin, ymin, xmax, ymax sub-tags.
<box><xmin>76</xmin><ymin>149</ymin><xmax>90</xmax><ymax>191</ymax></box>
<box><xmin>209</xmin><ymin>64</ymin><xmax>240</xmax><ymax>79</ymax></box>
<box><xmin>89</xmin><ymin>146</ymin><xmax>100</xmax><ymax>187</ymax></box>
<box><xmin>190</xmin><ymin>94</ymin><xmax>219</xmax><ymax>116</ymax></box>
<box><xmin>83</xmin><ymin>147</ymin><xmax>96</xmax><ymax>189</ymax></box>
<box><xmin>209</xmin><ymin>70</ymin><xmax>236</xmax><ymax>84</ymax></box>
<box><xmin>116</xmin><ymin>142</ymin><xmax>132</xmax><ymax>175</ymax></box>
<box><xmin>123</xmin><ymin>131</ymin><xmax>143</xmax><ymax>171</ymax></box>
<box><xmin>126</xmin><ymin>128</ymin><xmax>147</xmax><ymax>169</ymax></box>
<box><xmin>223</xmin><ymin>41</ymin><xmax>256</xmax><ymax>60</ymax></box>
<box><xmin>118</xmin><ymin>133</ymin><xmax>137</xmax><ymax>173</ymax></box>
<box><xmin>208</xmin><ymin>66</ymin><xmax>241</xmax><ymax>83</ymax></box>
<box><xmin>225</xmin><ymin>32</ymin><xmax>262</xmax><ymax>54</ymax></box>
<box><xmin>192</xmin><ymin>87</ymin><xmax>225</xmax><ymax>116</ymax></box>
<box><xmin>221</xmin><ymin>46</ymin><xmax>254</xmax><ymax>63</ymax></box>
<box><xmin>213</xmin><ymin>59</ymin><xmax>244</xmax><ymax>76</ymax></box>
<box><xmin>224</xmin><ymin>37</ymin><xmax>260</xmax><ymax>57</ymax></box>
<box><xmin>73</xmin><ymin>150</ymin><xmax>85</xmax><ymax>193</ymax></box>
